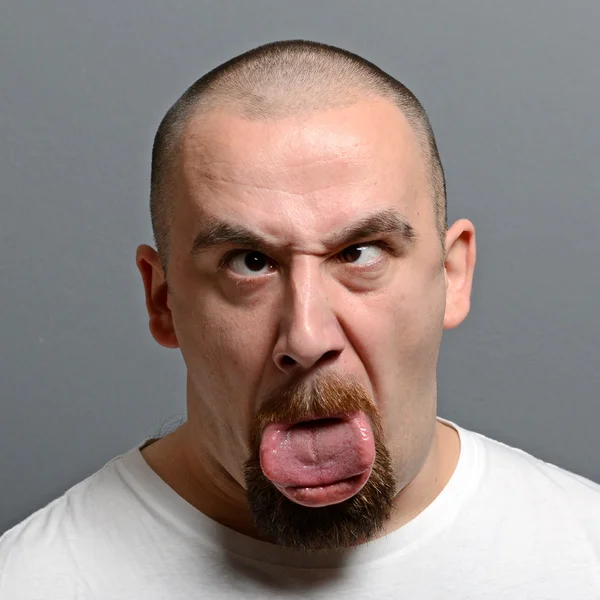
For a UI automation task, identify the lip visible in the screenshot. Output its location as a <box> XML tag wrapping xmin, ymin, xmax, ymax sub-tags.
<box><xmin>266</xmin><ymin>412</ymin><xmax>358</xmax><ymax>430</ymax></box>
<box><xmin>274</xmin><ymin>467</ymin><xmax>373</xmax><ymax>508</ymax></box>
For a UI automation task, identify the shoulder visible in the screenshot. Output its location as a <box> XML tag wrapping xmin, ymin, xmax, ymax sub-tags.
<box><xmin>474</xmin><ymin>427</ymin><xmax>600</xmax><ymax>491</ymax></box>
<box><xmin>0</xmin><ymin>452</ymin><xmax>136</xmax><ymax>599</ymax></box>
<box><xmin>467</xmin><ymin>427</ymin><xmax>600</xmax><ymax>529</ymax></box>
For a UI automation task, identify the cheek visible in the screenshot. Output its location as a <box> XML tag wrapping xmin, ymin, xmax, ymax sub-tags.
<box><xmin>356</xmin><ymin>271</ymin><xmax>446</xmax><ymax>368</ymax></box>
<box><xmin>342</xmin><ymin>266</ymin><xmax>446</xmax><ymax>423</ymax></box>
<box><xmin>170</xmin><ymin>289</ymin><xmax>279</xmax><ymax>473</ymax></box>
<box><xmin>352</xmin><ymin>274</ymin><xmax>444</xmax><ymax>485</ymax></box>
<box><xmin>170</xmin><ymin>285</ymin><xmax>280</xmax><ymax>416</ymax></box>
<box><xmin>175</xmin><ymin>295</ymin><xmax>275</xmax><ymax>379</ymax></box>
<box><xmin>396</xmin><ymin>282</ymin><xmax>446</xmax><ymax>367</ymax></box>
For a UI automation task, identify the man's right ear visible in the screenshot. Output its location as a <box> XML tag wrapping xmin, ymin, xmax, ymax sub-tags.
<box><xmin>135</xmin><ymin>245</ymin><xmax>179</xmax><ymax>349</ymax></box>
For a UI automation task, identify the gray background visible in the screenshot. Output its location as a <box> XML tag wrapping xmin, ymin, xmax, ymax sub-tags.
<box><xmin>1</xmin><ymin>0</ymin><xmax>599</xmax><ymax>535</ymax></box>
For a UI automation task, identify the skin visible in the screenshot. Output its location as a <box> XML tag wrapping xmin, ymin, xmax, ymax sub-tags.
<box><xmin>136</xmin><ymin>96</ymin><xmax>476</xmax><ymax>541</ymax></box>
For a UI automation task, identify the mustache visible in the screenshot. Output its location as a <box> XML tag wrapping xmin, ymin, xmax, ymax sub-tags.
<box><xmin>249</xmin><ymin>373</ymin><xmax>382</xmax><ymax>447</ymax></box>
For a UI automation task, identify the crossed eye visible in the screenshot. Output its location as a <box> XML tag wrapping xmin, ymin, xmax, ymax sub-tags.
<box><xmin>227</xmin><ymin>244</ymin><xmax>384</xmax><ymax>277</ymax></box>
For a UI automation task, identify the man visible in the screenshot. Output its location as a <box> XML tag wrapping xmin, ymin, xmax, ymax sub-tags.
<box><xmin>1</xmin><ymin>40</ymin><xmax>599</xmax><ymax>598</ymax></box>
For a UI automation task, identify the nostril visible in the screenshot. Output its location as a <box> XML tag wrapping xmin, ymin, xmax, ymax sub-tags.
<box><xmin>277</xmin><ymin>349</ymin><xmax>341</xmax><ymax>371</ymax></box>
<box><xmin>319</xmin><ymin>350</ymin><xmax>340</xmax><ymax>365</ymax></box>
<box><xmin>280</xmin><ymin>355</ymin><xmax>296</xmax><ymax>368</ymax></box>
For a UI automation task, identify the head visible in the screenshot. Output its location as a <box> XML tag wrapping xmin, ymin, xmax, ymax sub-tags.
<box><xmin>137</xmin><ymin>40</ymin><xmax>475</xmax><ymax>550</ymax></box>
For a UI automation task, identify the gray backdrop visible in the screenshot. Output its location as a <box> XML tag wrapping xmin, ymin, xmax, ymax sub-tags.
<box><xmin>1</xmin><ymin>0</ymin><xmax>599</xmax><ymax>535</ymax></box>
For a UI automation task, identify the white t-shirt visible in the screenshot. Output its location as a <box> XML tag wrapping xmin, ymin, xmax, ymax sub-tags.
<box><xmin>1</xmin><ymin>419</ymin><xmax>599</xmax><ymax>599</ymax></box>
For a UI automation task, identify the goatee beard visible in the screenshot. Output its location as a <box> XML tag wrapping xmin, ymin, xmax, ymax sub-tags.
<box><xmin>244</xmin><ymin>374</ymin><xmax>396</xmax><ymax>552</ymax></box>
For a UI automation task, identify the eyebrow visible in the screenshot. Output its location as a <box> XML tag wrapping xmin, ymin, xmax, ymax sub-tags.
<box><xmin>190</xmin><ymin>209</ymin><xmax>416</xmax><ymax>257</ymax></box>
<box><xmin>327</xmin><ymin>209</ymin><xmax>416</xmax><ymax>248</ymax></box>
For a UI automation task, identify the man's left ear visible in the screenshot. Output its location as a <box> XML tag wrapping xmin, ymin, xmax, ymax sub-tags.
<box><xmin>443</xmin><ymin>219</ymin><xmax>476</xmax><ymax>330</ymax></box>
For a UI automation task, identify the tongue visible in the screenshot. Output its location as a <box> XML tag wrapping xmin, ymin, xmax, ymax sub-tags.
<box><xmin>259</xmin><ymin>411</ymin><xmax>375</xmax><ymax>507</ymax></box>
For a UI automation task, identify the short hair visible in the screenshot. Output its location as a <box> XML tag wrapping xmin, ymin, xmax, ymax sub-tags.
<box><xmin>150</xmin><ymin>40</ymin><xmax>447</xmax><ymax>268</ymax></box>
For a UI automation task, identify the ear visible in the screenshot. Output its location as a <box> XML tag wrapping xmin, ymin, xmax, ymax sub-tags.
<box><xmin>443</xmin><ymin>219</ymin><xmax>476</xmax><ymax>330</ymax></box>
<box><xmin>135</xmin><ymin>244</ymin><xmax>179</xmax><ymax>349</ymax></box>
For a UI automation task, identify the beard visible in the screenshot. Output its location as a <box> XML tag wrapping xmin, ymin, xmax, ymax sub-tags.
<box><xmin>244</xmin><ymin>373</ymin><xmax>396</xmax><ymax>552</ymax></box>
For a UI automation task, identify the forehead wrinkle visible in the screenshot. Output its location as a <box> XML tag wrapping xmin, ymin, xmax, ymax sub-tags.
<box><xmin>196</xmin><ymin>171</ymin><xmax>364</xmax><ymax>197</ymax></box>
<box><xmin>184</xmin><ymin>147</ymin><xmax>371</xmax><ymax>195</ymax></box>
<box><xmin>180</xmin><ymin>109</ymin><xmax>378</xmax><ymax>184</ymax></box>
<box><xmin>182</xmin><ymin>157</ymin><xmax>373</xmax><ymax>206</ymax></box>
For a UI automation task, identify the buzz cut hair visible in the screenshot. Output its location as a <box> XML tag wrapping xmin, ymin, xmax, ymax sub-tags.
<box><xmin>150</xmin><ymin>40</ymin><xmax>447</xmax><ymax>268</ymax></box>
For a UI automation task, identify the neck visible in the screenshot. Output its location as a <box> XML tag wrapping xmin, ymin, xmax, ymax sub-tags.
<box><xmin>141</xmin><ymin>418</ymin><xmax>460</xmax><ymax>543</ymax></box>
<box><xmin>141</xmin><ymin>422</ymin><xmax>264</xmax><ymax>539</ymax></box>
<box><xmin>384</xmin><ymin>419</ymin><xmax>460</xmax><ymax>533</ymax></box>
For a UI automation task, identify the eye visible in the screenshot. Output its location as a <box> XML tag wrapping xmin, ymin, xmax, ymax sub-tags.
<box><xmin>338</xmin><ymin>243</ymin><xmax>384</xmax><ymax>266</ymax></box>
<box><xmin>226</xmin><ymin>251</ymin><xmax>275</xmax><ymax>277</ymax></box>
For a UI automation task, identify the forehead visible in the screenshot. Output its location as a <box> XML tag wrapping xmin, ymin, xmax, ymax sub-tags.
<box><xmin>174</xmin><ymin>97</ymin><xmax>428</xmax><ymax>243</ymax></box>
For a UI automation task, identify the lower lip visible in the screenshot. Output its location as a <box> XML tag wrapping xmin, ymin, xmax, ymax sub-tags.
<box><xmin>274</xmin><ymin>467</ymin><xmax>372</xmax><ymax>508</ymax></box>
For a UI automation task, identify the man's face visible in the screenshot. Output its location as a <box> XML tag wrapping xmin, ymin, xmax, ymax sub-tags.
<box><xmin>164</xmin><ymin>97</ymin><xmax>448</xmax><ymax>541</ymax></box>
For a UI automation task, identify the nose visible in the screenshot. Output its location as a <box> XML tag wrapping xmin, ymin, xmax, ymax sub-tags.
<box><xmin>273</xmin><ymin>260</ymin><xmax>346</xmax><ymax>373</ymax></box>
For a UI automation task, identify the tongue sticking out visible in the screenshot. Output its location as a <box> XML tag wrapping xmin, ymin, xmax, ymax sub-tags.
<box><xmin>259</xmin><ymin>411</ymin><xmax>376</xmax><ymax>507</ymax></box>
